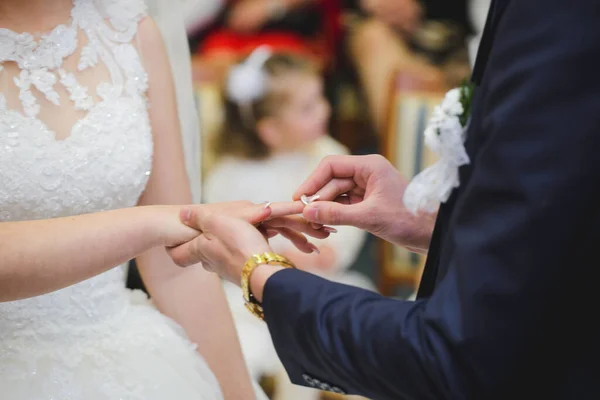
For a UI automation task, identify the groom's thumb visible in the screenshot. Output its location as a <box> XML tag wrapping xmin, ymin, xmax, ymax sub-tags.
<box><xmin>303</xmin><ymin>201</ymin><xmax>363</xmax><ymax>228</ymax></box>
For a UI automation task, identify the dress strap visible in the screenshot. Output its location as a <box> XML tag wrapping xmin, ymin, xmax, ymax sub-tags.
<box><xmin>83</xmin><ymin>0</ymin><xmax>147</xmax><ymax>40</ymax></box>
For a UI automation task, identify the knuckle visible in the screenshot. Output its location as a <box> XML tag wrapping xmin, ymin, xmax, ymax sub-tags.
<box><xmin>200</xmin><ymin>259</ymin><xmax>213</xmax><ymax>272</ymax></box>
<box><xmin>189</xmin><ymin>238</ymin><xmax>204</xmax><ymax>259</ymax></box>
<box><xmin>369</xmin><ymin>153</ymin><xmax>387</xmax><ymax>166</ymax></box>
<box><xmin>321</xmin><ymin>155</ymin><xmax>334</xmax><ymax>164</ymax></box>
<box><xmin>225</xmin><ymin>200</ymin><xmax>244</xmax><ymax>209</ymax></box>
<box><xmin>204</xmin><ymin>215</ymin><xmax>219</xmax><ymax>231</ymax></box>
<box><xmin>327</xmin><ymin>205</ymin><xmax>341</xmax><ymax>225</ymax></box>
<box><xmin>367</xmin><ymin>154</ymin><xmax>395</xmax><ymax>176</ymax></box>
<box><xmin>321</xmin><ymin>155</ymin><xmax>338</xmax><ymax>170</ymax></box>
<box><xmin>170</xmin><ymin>250</ymin><xmax>189</xmax><ymax>268</ymax></box>
<box><xmin>230</xmin><ymin>200</ymin><xmax>248</xmax><ymax>209</ymax></box>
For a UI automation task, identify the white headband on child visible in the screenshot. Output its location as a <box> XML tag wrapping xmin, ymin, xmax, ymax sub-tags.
<box><xmin>226</xmin><ymin>46</ymin><xmax>273</xmax><ymax>105</ymax></box>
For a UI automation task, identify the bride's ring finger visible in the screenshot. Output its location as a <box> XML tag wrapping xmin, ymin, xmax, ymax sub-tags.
<box><xmin>267</xmin><ymin>200</ymin><xmax>305</xmax><ymax>219</ymax></box>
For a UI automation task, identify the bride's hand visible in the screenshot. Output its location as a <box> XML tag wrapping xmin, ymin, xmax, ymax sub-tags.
<box><xmin>152</xmin><ymin>205</ymin><xmax>200</xmax><ymax>247</ymax></box>
<box><xmin>155</xmin><ymin>201</ymin><xmax>276</xmax><ymax>248</ymax></box>
<box><xmin>189</xmin><ymin>200</ymin><xmax>329</xmax><ymax>245</ymax></box>
<box><xmin>168</xmin><ymin>203</ymin><xmax>332</xmax><ymax>283</ymax></box>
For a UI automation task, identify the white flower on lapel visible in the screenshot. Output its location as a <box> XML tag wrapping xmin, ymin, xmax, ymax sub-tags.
<box><xmin>403</xmin><ymin>83</ymin><xmax>474</xmax><ymax>215</ymax></box>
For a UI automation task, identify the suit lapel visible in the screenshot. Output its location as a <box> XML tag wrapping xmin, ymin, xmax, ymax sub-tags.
<box><xmin>416</xmin><ymin>0</ymin><xmax>511</xmax><ymax>299</ymax></box>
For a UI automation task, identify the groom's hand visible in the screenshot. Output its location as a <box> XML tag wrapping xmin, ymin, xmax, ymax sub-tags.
<box><xmin>294</xmin><ymin>154</ymin><xmax>435</xmax><ymax>253</ymax></box>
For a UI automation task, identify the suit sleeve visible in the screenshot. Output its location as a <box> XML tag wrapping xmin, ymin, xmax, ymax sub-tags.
<box><xmin>262</xmin><ymin>1</ymin><xmax>600</xmax><ymax>399</ymax></box>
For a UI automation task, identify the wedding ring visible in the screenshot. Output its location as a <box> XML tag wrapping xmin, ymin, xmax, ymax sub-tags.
<box><xmin>300</xmin><ymin>194</ymin><xmax>320</xmax><ymax>206</ymax></box>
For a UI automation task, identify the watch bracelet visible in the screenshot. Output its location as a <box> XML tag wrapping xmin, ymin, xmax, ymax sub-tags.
<box><xmin>241</xmin><ymin>252</ymin><xmax>295</xmax><ymax>320</ymax></box>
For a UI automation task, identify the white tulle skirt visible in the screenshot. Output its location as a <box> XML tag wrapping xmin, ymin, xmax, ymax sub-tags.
<box><xmin>0</xmin><ymin>290</ymin><xmax>267</xmax><ymax>400</ymax></box>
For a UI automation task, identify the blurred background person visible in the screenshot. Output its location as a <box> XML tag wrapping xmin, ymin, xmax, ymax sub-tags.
<box><xmin>344</xmin><ymin>0</ymin><xmax>472</xmax><ymax>135</ymax></box>
<box><xmin>189</xmin><ymin>0</ymin><xmax>339</xmax><ymax>84</ymax></box>
<box><xmin>204</xmin><ymin>48</ymin><xmax>374</xmax><ymax>399</ymax></box>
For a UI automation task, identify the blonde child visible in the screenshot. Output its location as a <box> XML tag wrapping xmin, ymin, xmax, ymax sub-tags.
<box><xmin>204</xmin><ymin>48</ymin><xmax>374</xmax><ymax>400</ymax></box>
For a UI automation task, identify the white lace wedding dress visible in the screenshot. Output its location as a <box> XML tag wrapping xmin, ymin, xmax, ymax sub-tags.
<box><xmin>0</xmin><ymin>1</ymin><xmax>250</xmax><ymax>399</ymax></box>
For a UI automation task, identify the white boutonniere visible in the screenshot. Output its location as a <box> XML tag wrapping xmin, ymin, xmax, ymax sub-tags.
<box><xmin>403</xmin><ymin>81</ymin><xmax>475</xmax><ymax>214</ymax></box>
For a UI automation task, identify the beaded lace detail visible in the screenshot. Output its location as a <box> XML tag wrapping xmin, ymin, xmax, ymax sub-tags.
<box><xmin>0</xmin><ymin>0</ymin><xmax>152</xmax><ymax>221</ymax></box>
<box><xmin>0</xmin><ymin>0</ymin><xmax>168</xmax><ymax>398</ymax></box>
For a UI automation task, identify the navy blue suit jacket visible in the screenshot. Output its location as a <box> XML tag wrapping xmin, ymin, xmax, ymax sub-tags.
<box><xmin>262</xmin><ymin>0</ymin><xmax>600</xmax><ymax>398</ymax></box>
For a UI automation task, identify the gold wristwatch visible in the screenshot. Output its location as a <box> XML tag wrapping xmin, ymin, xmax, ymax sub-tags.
<box><xmin>241</xmin><ymin>253</ymin><xmax>295</xmax><ymax>320</ymax></box>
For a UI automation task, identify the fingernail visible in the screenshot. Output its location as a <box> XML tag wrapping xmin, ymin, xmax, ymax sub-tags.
<box><xmin>180</xmin><ymin>208</ymin><xmax>191</xmax><ymax>222</ymax></box>
<box><xmin>308</xmin><ymin>243</ymin><xmax>320</xmax><ymax>254</ymax></box>
<box><xmin>323</xmin><ymin>226</ymin><xmax>338</xmax><ymax>233</ymax></box>
<box><xmin>263</xmin><ymin>202</ymin><xmax>272</xmax><ymax>209</ymax></box>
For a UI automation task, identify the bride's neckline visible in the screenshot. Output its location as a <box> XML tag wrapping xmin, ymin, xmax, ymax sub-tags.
<box><xmin>0</xmin><ymin>0</ymin><xmax>76</xmax><ymax>37</ymax></box>
<box><xmin>0</xmin><ymin>0</ymin><xmax>80</xmax><ymax>70</ymax></box>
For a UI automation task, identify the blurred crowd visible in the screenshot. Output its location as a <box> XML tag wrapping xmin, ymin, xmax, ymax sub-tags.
<box><xmin>185</xmin><ymin>0</ymin><xmax>487</xmax><ymax>131</ymax></box>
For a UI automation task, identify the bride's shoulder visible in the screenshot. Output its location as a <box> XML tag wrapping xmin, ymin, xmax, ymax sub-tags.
<box><xmin>135</xmin><ymin>15</ymin><xmax>166</xmax><ymax>63</ymax></box>
<box><xmin>95</xmin><ymin>0</ymin><xmax>161</xmax><ymax>54</ymax></box>
<box><xmin>95</xmin><ymin>0</ymin><xmax>148</xmax><ymax>31</ymax></box>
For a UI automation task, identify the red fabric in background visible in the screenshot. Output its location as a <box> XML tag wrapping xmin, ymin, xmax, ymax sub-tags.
<box><xmin>201</xmin><ymin>30</ymin><xmax>314</xmax><ymax>56</ymax></box>
<box><xmin>199</xmin><ymin>0</ymin><xmax>341</xmax><ymax>68</ymax></box>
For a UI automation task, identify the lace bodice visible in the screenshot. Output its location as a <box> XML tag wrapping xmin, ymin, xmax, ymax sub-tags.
<box><xmin>0</xmin><ymin>0</ymin><xmax>152</xmax><ymax>346</ymax></box>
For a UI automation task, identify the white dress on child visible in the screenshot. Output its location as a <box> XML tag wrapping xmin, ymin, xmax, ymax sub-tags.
<box><xmin>0</xmin><ymin>1</ymin><xmax>265</xmax><ymax>398</ymax></box>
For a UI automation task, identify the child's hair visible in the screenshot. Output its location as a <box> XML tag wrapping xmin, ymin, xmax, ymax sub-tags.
<box><xmin>213</xmin><ymin>52</ymin><xmax>317</xmax><ymax>160</ymax></box>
